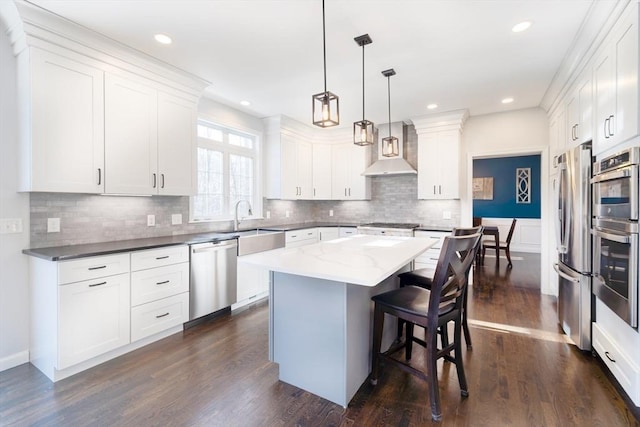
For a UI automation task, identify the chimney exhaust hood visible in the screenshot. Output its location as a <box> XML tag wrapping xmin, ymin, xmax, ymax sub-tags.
<box><xmin>361</xmin><ymin>122</ymin><xmax>417</xmax><ymax>176</ymax></box>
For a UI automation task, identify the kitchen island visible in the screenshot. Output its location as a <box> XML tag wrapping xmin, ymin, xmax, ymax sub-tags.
<box><xmin>239</xmin><ymin>234</ymin><xmax>435</xmax><ymax>407</ymax></box>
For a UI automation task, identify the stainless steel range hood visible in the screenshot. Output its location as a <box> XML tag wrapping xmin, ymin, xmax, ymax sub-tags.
<box><xmin>362</xmin><ymin>122</ymin><xmax>417</xmax><ymax>176</ymax></box>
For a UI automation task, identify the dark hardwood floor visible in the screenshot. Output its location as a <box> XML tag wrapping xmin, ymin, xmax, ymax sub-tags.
<box><xmin>2</xmin><ymin>252</ymin><xmax>639</xmax><ymax>426</ymax></box>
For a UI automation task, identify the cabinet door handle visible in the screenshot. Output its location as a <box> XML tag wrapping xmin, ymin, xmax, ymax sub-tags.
<box><xmin>604</xmin><ymin>351</ymin><xmax>616</xmax><ymax>363</ymax></box>
<box><xmin>97</xmin><ymin>168</ymin><xmax>102</xmax><ymax>185</ymax></box>
<box><xmin>156</xmin><ymin>312</ymin><xmax>170</xmax><ymax>319</ymax></box>
<box><xmin>439</xmin><ymin>185</ymin><xmax>442</xmax><ymax>194</ymax></box>
<box><xmin>88</xmin><ymin>281</ymin><xmax>107</xmax><ymax>288</ymax></box>
<box><xmin>608</xmin><ymin>114</ymin><xmax>614</xmax><ymax>136</ymax></box>
<box><xmin>344</xmin><ymin>188</ymin><xmax>347</xmax><ymax>196</ymax></box>
<box><xmin>314</xmin><ymin>188</ymin><xmax>316</xmax><ymax>197</ymax></box>
<box><xmin>161</xmin><ymin>174</ymin><xmax>165</xmax><ymax>189</ymax></box>
<box><xmin>348</xmin><ymin>188</ymin><xmax>351</xmax><ymax>196</ymax></box>
<box><xmin>152</xmin><ymin>173</ymin><xmax>157</xmax><ymax>188</ymax></box>
<box><xmin>604</xmin><ymin>118</ymin><xmax>609</xmax><ymax>139</ymax></box>
<box><xmin>156</xmin><ymin>256</ymin><xmax>169</xmax><ymax>260</ymax></box>
<box><xmin>433</xmin><ymin>185</ymin><xmax>436</xmax><ymax>194</ymax></box>
<box><xmin>156</xmin><ymin>280</ymin><xmax>170</xmax><ymax>285</ymax></box>
<box><xmin>88</xmin><ymin>265</ymin><xmax>106</xmax><ymax>271</ymax></box>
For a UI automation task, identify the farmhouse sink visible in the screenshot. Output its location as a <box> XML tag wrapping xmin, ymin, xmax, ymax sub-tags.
<box><xmin>234</xmin><ymin>229</ymin><xmax>285</xmax><ymax>256</ymax></box>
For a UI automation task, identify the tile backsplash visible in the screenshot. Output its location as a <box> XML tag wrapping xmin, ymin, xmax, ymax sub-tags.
<box><xmin>29</xmin><ymin>181</ymin><xmax>458</xmax><ymax>248</ymax></box>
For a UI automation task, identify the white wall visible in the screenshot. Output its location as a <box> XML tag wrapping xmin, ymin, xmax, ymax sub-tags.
<box><xmin>0</xmin><ymin>16</ymin><xmax>30</xmax><ymax>370</ymax></box>
<box><xmin>461</xmin><ymin>107</ymin><xmax>552</xmax><ymax>294</ymax></box>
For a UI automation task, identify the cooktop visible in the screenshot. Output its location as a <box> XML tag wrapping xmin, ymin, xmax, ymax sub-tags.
<box><xmin>358</xmin><ymin>222</ymin><xmax>421</xmax><ymax>229</ymax></box>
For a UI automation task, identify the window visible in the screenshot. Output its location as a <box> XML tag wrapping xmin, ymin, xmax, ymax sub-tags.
<box><xmin>191</xmin><ymin>120</ymin><xmax>261</xmax><ymax>221</ymax></box>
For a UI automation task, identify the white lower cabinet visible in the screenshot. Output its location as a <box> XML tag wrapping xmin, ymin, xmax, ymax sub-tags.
<box><xmin>236</xmin><ymin>262</ymin><xmax>270</xmax><ymax>305</ymax></box>
<box><xmin>413</xmin><ymin>230</ymin><xmax>448</xmax><ymax>270</ymax></box>
<box><xmin>318</xmin><ymin>227</ymin><xmax>340</xmax><ymax>241</ymax></box>
<box><xmin>285</xmin><ymin>228</ymin><xmax>319</xmax><ymax>247</ymax></box>
<box><xmin>339</xmin><ymin>227</ymin><xmax>358</xmax><ymax>238</ymax></box>
<box><xmin>130</xmin><ymin>246</ymin><xmax>190</xmax><ymax>342</ymax></box>
<box><xmin>29</xmin><ymin>246</ymin><xmax>190</xmax><ymax>382</ymax></box>
<box><xmin>58</xmin><ymin>272</ymin><xmax>130</xmax><ymax>370</ymax></box>
<box><xmin>593</xmin><ymin>298</ymin><xmax>640</xmax><ymax>405</ymax></box>
<box><xmin>131</xmin><ymin>293</ymin><xmax>189</xmax><ymax>342</ymax></box>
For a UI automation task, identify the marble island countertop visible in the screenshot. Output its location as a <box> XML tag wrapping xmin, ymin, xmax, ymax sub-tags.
<box><xmin>239</xmin><ymin>234</ymin><xmax>436</xmax><ymax>287</ymax></box>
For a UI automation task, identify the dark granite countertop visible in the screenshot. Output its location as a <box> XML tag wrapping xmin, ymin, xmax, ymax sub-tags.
<box><xmin>23</xmin><ymin>222</ymin><xmax>454</xmax><ymax>262</ymax></box>
<box><xmin>23</xmin><ymin>231</ymin><xmax>244</xmax><ymax>261</ymax></box>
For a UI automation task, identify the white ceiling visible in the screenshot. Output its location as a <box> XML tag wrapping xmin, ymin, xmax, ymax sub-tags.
<box><xmin>27</xmin><ymin>0</ymin><xmax>595</xmax><ymax>127</ymax></box>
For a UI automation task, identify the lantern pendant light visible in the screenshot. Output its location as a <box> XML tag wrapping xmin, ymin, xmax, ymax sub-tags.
<box><xmin>312</xmin><ymin>0</ymin><xmax>339</xmax><ymax>127</ymax></box>
<box><xmin>381</xmin><ymin>69</ymin><xmax>399</xmax><ymax>157</ymax></box>
<box><xmin>353</xmin><ymin>34</ymin><xmax>375</xmax><ymax>146</ymax></box>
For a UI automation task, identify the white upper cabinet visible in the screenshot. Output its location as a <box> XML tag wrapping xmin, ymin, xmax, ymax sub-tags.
<box><xmin>157</xmin><ymin>91</ymin><xmax>197</xmax><ymax>196</ymax></box>
<box><xmin>105</xmin><ymin>74</ymin><xmax>197</xmax><ymax>196</ymax></box>
<box><xmin>105</xmin><ymin>74</ymin><xmax>158</xmax><ymax>195</ymax></box>
<box><xmin>312</xmin><ymin>144</ymin><xmax>332</xmax><ymax>199</ymax></box>
<box><xmin>21</xmin><ymin>47</ymin><xmax>104</xmax><ymax>193</ymax></box>
<box><xmin>331</xmin><ymin>143</ymin><xmax>371</xmax><ymax>200</ymax></box>
<box><xmin>11</xmin><ymin>6</ymin><xmax>208</xmax><ymax>195</ymax></box>
<box><xmin>594</xmin><ymin>1</ymin><xmax>638</xmax><ymax>155</ymax></box>
<box><xmin>265</xmin><ymin>116</ymin><xmax>314</xmax><ymax>200</ymax></box>
<box><xmin>565</xmin><ymin>69</ymin><xmax>592</xmax><ymax>148</ymax></box>
<box><xmin>413</xmin><ymin>110</ymin><xmax>468</xmax><ymax>200</ymax></box>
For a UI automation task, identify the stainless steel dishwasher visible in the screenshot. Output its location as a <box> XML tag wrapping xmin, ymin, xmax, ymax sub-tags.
<box><xmin>189</xmin><ymin>239</ymin><xmax>238</xmax><ymax>320</ymax></box>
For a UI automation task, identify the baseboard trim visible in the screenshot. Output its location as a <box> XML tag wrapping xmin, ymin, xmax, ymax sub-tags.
<box><xmin>0</xmin><ymin>350</ymin><xmax>29</xmax><ymax>372</ymax></box>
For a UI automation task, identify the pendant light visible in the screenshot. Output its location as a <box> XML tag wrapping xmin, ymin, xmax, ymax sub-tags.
<box><xmin>312</xmin><ymin>0</ymin><xmax>339</xmax><ymax>127</ymax></box>
<box><xmin>381</xmin><ymin>69</ymin><xmax>399</xmax><ymax>157</ymax></box>
<box><xmin>353</xmin><ymin>34</ymin><xmax>375</xmax><ymax>146</ymax></box>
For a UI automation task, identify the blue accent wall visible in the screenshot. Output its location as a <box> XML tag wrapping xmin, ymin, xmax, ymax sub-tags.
<box><xmin>473</xmin><ymin>155</ymin><xmax>541</xmax><ymax>219</ymax></box>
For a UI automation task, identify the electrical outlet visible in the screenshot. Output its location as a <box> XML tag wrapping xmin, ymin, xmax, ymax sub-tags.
<box><xmin>329</xmin><ymin>209</ymin><xmax>334</xmax><ymax>217</ymax></box>
<box><xmin>266</xmin><ymin>211</ymin><xmax>271</xmax><ymax>219</ymax></box>
<box><xmin>442</xmin><ymin>211</ymin><xmax>452</xmax><ymax>220</ymax></box>
<box><xmin>171</xmin><ymin>214</ymin><xmax>182</xmax><ymax>225</ymax></box>
<box><xmin>0</xmin><ymin>218</ymin><xmax>23</xmax><ymax>234</ymax></box>
<box><xmin>147</xmin><ymin>215</ymin><xmax>156</xmax><ymax>226</ymax></box>
<box><xmin>285</xmin><ymin>210</ymin><xmax>290</xmax><ymax>218</ymax></box>
<box><xmin>47</xmin><ymin>218</ymin><xmax>60</xmax><ymax>233</ymax></box>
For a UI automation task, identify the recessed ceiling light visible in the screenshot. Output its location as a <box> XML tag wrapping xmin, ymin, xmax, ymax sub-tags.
<box><xmin>154</xmin><ymin>33</ymin><xmax>172</xmax><ymax>45</ymax></box>
<box><xmin>502</xmin><ymin>97</ymin><xmax>514</xmax><ymax>104</ymax></box>
<box><xmin>512</xmin><ymin>21</ymin><xmax>532</xmax><ymax>33</ymax></box>
<box><xmin>240</xmin><ymin>100</ymin><xmax>251</xmax><ymax>107</ymax></box>
<box><xmin>427</xmin><ymin>103</ymin><xmax>438</xmax><ymax>110</ymax></box>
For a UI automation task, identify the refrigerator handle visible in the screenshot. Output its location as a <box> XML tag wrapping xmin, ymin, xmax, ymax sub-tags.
<box><xmin>553</xmin><ymin>263</ymin><xmax>580</xmax><ymax>283</ymax></box>
<box><xmin>555</xmin><ymin>163</ymin><xmax>569</xmax><ymax>254</ymax></box>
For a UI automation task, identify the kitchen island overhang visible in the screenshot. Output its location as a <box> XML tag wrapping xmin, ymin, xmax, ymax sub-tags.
<box><xmin>239</xmin><ymin>235</ymin><xmax>436</xmax><ymax>407</ymax></box>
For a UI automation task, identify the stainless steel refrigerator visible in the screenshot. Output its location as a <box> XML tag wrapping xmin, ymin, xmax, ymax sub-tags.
<box><xmin>554</xmin><ymin>142</ymin><xmax>592</xmax><ymax>350</ymax></box>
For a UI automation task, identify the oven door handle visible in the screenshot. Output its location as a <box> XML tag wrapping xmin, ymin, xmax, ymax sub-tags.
<box><xmin>553</xmin><ymin>263</ymin><xmax>580</xmax><ymax>283</ymax></box>
<box><xmin>591</xmin><ymin>228</ymin><xmax>631</xmax><ymax>244</ymax></box>
<box><xmin>590</xmin><ymin>166</ymin><xmax>632</xmax><ymax>183</ymax></box>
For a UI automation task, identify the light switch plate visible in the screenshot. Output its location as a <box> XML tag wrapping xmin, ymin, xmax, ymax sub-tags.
<box><xmin>47</xmin><ymin>218</ymin><xmax>60</xmax><ymax>233</ymax></box>
<box><xmin>147</xmin><ymin>215</ymin><xmax>155</xmax><ymax>226</ymax></box>
<box><xmin>285</xmin><ymin>210</ymin><xmax>290</xmax><ymax>218</ymax></box>
<box><xmin>329</xmin><ymin>210</ymin><xmax>334</xmax><ymax>217</ymax></box>
<box><xmin>171</xmin><ymin>214</ymin><xmax>182</xmax><ymax>225</ymax></box>
<box><xmin>0</xmin><ymin>218</ymin><xmax>23</xmax><ymax>234</ymax></box>
<box><xmin>266</xmin><ymin>211</ymin><xmax>271</xmax><ymax>219</ymax></box>
<box><xmin>442</xmin><ymin>211</ymin><xmax>452</xmax><ymax>220</ymax></box>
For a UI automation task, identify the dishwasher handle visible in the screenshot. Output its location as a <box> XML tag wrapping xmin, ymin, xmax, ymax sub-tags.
<box><xmin>192</xmin><ymin>240</ymin><xmax>238</xmax><ymax>254</ymax></box>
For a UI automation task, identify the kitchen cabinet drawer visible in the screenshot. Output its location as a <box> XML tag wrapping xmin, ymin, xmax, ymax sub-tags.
<box><xmin>58</xmin><ymin>253</ymin><xmax>130</xmax><ymax>285</ymax></box>
<box><xmin>415</xmin><ymin>248</ymin><xmax>441</xmax><ymax>267</ymax></box>
<box><xmin>131</xmin><ymin>292</ymin><xmax>189</xmax><ymax>342</ymax></box>
<box><xmin>592</xmin><ymin>322</ymin><xmax>640</xmax><ymax>405</ymax></box>
<box><xmin>340</xmin><ymin>227</ymin><xmax>357</xmax><ymax>237</ymax></box>
<box><xmin>131</xmin><ymin>245</ymin><xmax>189</xmax><ymax>271</ymax></box>
<box><xmin>131</xmin><ymin>262</ymin><xmax>189</xmax><ymax>306</ymax></box>
<box><xmin>285</xmin><ymin>228</ymin><xmax>318</xmax><ymax>245</ymax></box>
<box><xmin>58</xmin><ymin>272</ymin><xmax>130</xmax><ymax>369</ymax></box>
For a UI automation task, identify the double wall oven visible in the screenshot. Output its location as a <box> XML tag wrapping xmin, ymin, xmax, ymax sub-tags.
<box><xmin>591</xmin><ymin>147</ymin><xmax>639</xmax><ymax>328</ymax></box>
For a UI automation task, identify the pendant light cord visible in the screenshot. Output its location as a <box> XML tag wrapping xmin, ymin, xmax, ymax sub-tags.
<box><xmin>362</xmin><ymin>44</ymin><xmax>365</xmax><ymax>121</ymax></box>
<box><xmin>387</xmin><ymin>75</ymin><xmax>392</xmax><ymax>137</ymax></box>
<box><xmin>322</xmin><ymin>0</ymin><xmax>327</xmax><ymax>93</ymax></box>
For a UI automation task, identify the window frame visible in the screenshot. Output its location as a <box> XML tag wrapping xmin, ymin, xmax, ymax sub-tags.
<box><xmin>189</xmin><ymin>119</ymin><xmax>262</xmax><ymax>223</ymax></box>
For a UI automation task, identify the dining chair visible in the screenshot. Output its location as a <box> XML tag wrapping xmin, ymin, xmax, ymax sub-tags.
<box><xmin>396</xmin><ymin>226</ymin><xmax>483</xmax><ymax>349</ymax></box>
<box><xmin>370</xmin><ymin>232</ymin><xmax>481</xmax><ymax>421</ymax></box>
<box><xmin>481</xmin><ymin>218</ymin><xmax>517</xmax><ymax>268</ymax></box>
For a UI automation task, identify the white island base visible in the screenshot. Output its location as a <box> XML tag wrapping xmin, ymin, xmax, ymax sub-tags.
<box><xmin>269</xmin><ymin>268</ymin><xmax>404</xmax><ymax>407</ymax></box>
